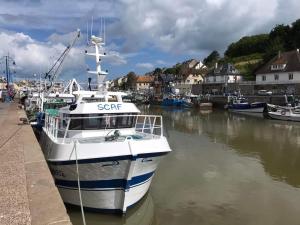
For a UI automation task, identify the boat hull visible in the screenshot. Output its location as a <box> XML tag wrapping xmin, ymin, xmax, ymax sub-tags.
<box><xmin>40</xmin><ymin>130</ymin><xmax>170</xmax><ymax>213</ymax></box>
<box><xmin>228</xmin><ymin>102</ymin><xmax>266</xmax><ymax>113</ymax></box>
<box><xmin>268</xmin><ymin>111</ymin><xmax>300</xmax><ymax>122</ymax></box>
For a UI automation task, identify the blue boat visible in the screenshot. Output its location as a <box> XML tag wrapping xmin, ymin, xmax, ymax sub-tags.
<box><xmin>162</xmin><ymin>96</ymin><xmax>193</xmax><ymax>107</ymax></box>
<box><xmin>227</xmin><ymin>96</ymin><xmax>266</xmax><ymax>113</ymax></box>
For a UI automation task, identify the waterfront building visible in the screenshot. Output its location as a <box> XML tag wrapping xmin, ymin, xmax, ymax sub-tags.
<box><xmin>136</xmin><ymin>75</ymin><xmax>154</xmax><ymax>92</ymax></box>
<box><xmin>203</xmin><ymin>63</ymin><xmax>242</xmax><ymax>94</ymax></box>
<box><xmin>255</xmin><ymin>49</ymin><xmax>300</xmax><ymax>95</ymax></box>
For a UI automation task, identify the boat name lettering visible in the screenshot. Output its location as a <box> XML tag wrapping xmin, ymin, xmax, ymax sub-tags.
<box><xmin>98</xmin><ymin>103</ymin><xmax>122</xmax><ymax>110</ymax></box>
<box><xmin>50</xmin><ymin>168</ymin><xmax>65</xmax><ymax>177</ymax></box>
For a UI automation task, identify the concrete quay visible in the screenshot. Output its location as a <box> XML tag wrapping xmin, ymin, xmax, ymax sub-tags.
<box><xmin>0</xmin><ymin>103</ymin><xmax>72</xmax><ymax>225</ymax></box>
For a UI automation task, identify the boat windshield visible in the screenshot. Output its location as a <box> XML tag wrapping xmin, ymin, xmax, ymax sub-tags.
<box><xmin>67</xmin><ymin>113</ymin><xmax>137</xmax><ymax>130</ymax></box>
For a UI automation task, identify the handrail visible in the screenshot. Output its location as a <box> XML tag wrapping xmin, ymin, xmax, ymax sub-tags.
<box><xmin>44</xmin><ymin>113</ymin><xmax>164</xmax><ymax>141</ymax></box>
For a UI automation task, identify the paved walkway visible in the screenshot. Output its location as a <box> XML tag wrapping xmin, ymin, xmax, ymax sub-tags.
<box><xmin>0</xmin><ymin>103</ymin><xmax>72</xmax><ymax>225</ymax></box>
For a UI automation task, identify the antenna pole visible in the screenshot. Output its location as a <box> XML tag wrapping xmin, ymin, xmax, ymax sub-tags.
<box><xmin>91</xmin><ymin>16</ymin><xmax>93</xmax><ymax>37</ymax></box>
<box><xmin>86</xmin><ymin>21</ymin><xmax>89</xmax><ymax>44</ymax></box>
<box><xmin>104</xmin><ymin>18</ymin><xmax>106</xmax><ymax>44</ymax></box>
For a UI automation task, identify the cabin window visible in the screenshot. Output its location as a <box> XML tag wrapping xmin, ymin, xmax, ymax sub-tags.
<box><xmin>274</xmin><ymin>74</ymin><xmax>279</xmax><ymax>80</ymax></box>
<box><xmin>82</xmin><ymin>97</ymin><xmax>105</xmax><ymax>103</ymax></box>
<box><xmin>108</xmin><ymin>95</ymin><xmax>117</xmax><ymax>102</ymax></box>
<box><xmin>262</xmin><ymin>75</ymin><xmax>266</xmax><ymax>81</ymax></box>
<box><xmin>289</xmin><ymin>73</ymin><xmax>293</xmax><ymax>80</ymax></box>
<box><xmin>68</xmin><ymin>113</ymin><xmax>137</xmax><ymax>130</ymax></box>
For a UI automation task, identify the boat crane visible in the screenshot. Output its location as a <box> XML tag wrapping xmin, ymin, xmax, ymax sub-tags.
<box><xmin>45</xmin><ymin>29</ymin><xmax>81</xmax><ymax>92</ymax></box>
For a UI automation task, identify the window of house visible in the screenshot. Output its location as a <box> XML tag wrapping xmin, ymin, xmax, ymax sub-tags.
<box><xmin>262</xmin><ymin>75</ymin><xmax>266</xmax><ymax>81</ymax></box>
<box><xmin>274</xmin><ymin>74</ymin><xmax>279</xmax><ymax>80</ymax></box>
<box><xmin>213</xmin><ymin>77</ymin><xmax>216</xmax><ymax>82</ymax></box>
<box><xmin>271</xmin><ymin>64</ymin><xmax>286</xmax><ymax>70</ymax></box>
<box><xmin>194</xmin><ymin>79</ymin><xmax>197</xmax><ymax>83</ymax></box>
<box><xmin>289</xmin><ymin>73</ymin><xmax>293</xmax><ymax>80</ymax></box>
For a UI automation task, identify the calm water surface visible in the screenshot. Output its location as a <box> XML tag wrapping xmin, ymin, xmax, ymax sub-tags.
<box><xmin>69</xmin><ymin>106</ymin><xmax>300</xmax><ymax>225</ymax></box>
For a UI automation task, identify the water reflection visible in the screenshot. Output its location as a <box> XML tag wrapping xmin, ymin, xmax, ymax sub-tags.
<box><xmin>68</xmin><ymin>193</ymin><xmax>154</xmax><ymax>225</ymax></box>
<box><xmin>151</xmin><ymin>106</ymin><xmax>300</xmax><ymax>188</ymax></box>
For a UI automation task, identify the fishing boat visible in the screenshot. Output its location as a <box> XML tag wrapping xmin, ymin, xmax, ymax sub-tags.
<box><xmin>227</xmin><ymin>96</ymin><xmax>266</xmax><ymax>113</ymax></box>
<box><xmin>162</xmin><ymin>95</ymin><xmax>194</xmax><ymax>107</ymax></box>
<box><xmin>40</xmin><ymin>34</ymin><xmax>171</xmax><ymax>213</ymax></box>
<box><xmin>267</xmin><ymin>105</ymin><xmax>300</xmax><ymax>122</ymax></box>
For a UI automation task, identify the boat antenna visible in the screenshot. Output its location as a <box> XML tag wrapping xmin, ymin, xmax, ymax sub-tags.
<box><xmin>90</xmin><ymin>16</ymin><xmax>94</xmax><ymax>38</ymax></box>
<box><xmin>86</xmin><ymin>21</ymin><xmax>89</xmax><ymax>45</ymax></box>
<box><xmin>103</xmin><ymin>18</ymin><xmax>106</xmax><ymax>44</ymax></box>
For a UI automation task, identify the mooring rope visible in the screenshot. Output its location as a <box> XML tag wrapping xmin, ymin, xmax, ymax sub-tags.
<box><xmin>73</xmin><ymin>140</ymin><xmax>87</xmax><ymax>225</ymax></box>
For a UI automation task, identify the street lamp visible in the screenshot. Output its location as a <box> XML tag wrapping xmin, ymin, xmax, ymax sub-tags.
<box><xmin>0</xmin><ymin>54</ymin><xmax>16</xmax><ymax>89</ymax></box>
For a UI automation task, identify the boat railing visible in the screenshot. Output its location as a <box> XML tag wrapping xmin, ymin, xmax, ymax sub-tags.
<box><xmin>44</xmin><ymin>113</ymin><xmax>164</xmax><ymax>142</ymax></box>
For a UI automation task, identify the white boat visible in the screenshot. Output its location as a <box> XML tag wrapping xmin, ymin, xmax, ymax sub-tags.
<box><xmin>40</xmin><ymin>33</ymin><xmax>172</xmax><ymax>213</ymax></box>
<box><xmin>267</xmin><ymin>105</ymin><xmax>300</xmax><ymax>122</ymax></box>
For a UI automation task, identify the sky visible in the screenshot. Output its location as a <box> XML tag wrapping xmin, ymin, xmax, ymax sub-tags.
<box><xmin>0</xmin><ymin>0</ymin><xmax>300</xmax><ymax>82</ymax></box>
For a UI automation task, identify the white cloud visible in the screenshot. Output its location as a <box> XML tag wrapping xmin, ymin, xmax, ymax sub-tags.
<box><xmin>0</xmin><ymin>0</ymin><xmax>300</xmax><ymax>70</ymax></box>
<box><xmin>136</xmin><ymin>62</ymin><xmax>154</xmax><ymax>70</ymax></box>
<box><xmin>156</xmin><ymin>60</ymin><xmax>167</xmax><ymax>65</ymax></box>
<box><xmin>0</xmin><ymin>31</ymin><xmax>85</xmax><ymax>80</ymax></box>
<box><xmin>0</xmin><ymin>29</ymin><xmax>127</xmax><ymax>80</ymax></box>
<box><xmin>109</xmin><ymin>0</ymin><xmax>300</xmax><ymax>54</ymax></box>
<box><xmin>104</xmin><ymin>51</ymin><xmax>127</xmax><ymax>65</ymax></box>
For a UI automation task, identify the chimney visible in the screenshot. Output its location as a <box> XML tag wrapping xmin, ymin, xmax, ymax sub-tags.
<box><xmin>278</xmin><ymin>50</ymin><xmax>281</xmax><ymax>59</ymax></box>
<box><xmin>215</xmin><ymin>62</ymin><xmax>218</xmax><ymax>69</ymax></box>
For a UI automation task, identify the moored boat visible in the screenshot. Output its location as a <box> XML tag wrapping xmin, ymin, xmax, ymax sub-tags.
<box><xmin>267</xmin><ymin>104</ymin><xmax>300</xmax><ymax>122</ymax></box>
<box><xmin>227</xmin><ymin>96</ymin><xmax>266</xmax><ymax>113</ymax></box>
<box><xmin>40</xmin><ymin>33</ymin><xmax>172</xmax><ymax>213</ymax></box>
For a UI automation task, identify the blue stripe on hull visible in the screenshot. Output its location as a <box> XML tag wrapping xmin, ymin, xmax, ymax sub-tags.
<box><xmin>55</xmin><ymin>171</ymin><xmax>154</xmax><ymax>190</ymax></box>
<box><xmin>48</xmin><ymin>152</ymin><xmax>168</xmax><ymax>165</ymax></box>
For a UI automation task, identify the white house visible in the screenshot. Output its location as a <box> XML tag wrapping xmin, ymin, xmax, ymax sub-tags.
<box><xmin>204</xmin><ymin>63</ymin><xmax>242</xmax><ymax>84</ymax></box>
<box><xmin>175</xmin><ymin>59</ymin><xmax>207</xmax><ymax>85</ymax></box>
<box><xmin>256</xmin><ymin>49</ymin><xmax>300</xmax><ymax>84</ymax></box>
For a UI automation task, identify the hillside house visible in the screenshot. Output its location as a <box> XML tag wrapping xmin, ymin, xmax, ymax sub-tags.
<box><xmin>136</xmin><ymin>75</ymin><xmax>154</xmax><ymax>92</ymax></box>
<box><xmin>203</xmin><ymin>63</ymin><xmax>242</xmax><ymax>94</ymax></box>
<box><xmin>255</xmin><ymin>49</ymin><xmax>300</xmax><ymax>94</ymax></box>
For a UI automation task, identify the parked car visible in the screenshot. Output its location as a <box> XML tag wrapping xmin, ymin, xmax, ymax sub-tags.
<box><xmin>257</xmin><ymin>90</ymin><xmax>272</xmax><ymax>95</ymax></box>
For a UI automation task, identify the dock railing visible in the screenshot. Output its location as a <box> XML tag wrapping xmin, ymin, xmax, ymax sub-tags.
<box><xmin>44</xmin><ymin>114</ymin><xmax>163</xmax><ymax>142</ymax></box>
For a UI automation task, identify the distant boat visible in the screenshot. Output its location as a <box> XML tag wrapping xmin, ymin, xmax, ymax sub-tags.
<box><xmin>267</xmin><ymin>104</ymin><xmax>300</xmax><ymax>122</ymax></box>
<box><xmin>162</xmin><ymin>95</ymin><xmax>193</xmax><ymax>107</ymax></box>
<box><xmin>227</xmin><ymin>96</ymin><xmax>266</xmax><ymax>113</ymax></box>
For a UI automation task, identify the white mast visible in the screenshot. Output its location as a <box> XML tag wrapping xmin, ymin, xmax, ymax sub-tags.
<box><xmin>85</xmin><ymin>35</ymin><xmax>108</xmax><ymax>92</ymax></box>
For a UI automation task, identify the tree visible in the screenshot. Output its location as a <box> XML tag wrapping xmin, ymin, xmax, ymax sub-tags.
<box><xmin>263</xmin><ymin>38</ymin><xmax>285</xmax><ymax>63</ymax></box>
<box><xmin>290</xmin><ymin>19</ymin><xmax>300</xmax><ymax>49</ymax></box>
<box><xmin>203</xmin><ymin>50</ymin><xmax>220</xmax><ymax>67</ymax></box>
<box><xmin>225</xmin><ymin>34</ymin><xmax>269</xmax><ymax>58</ymax></box>
<box><xmin>125</xmin><ymin>71</ymin><xmax>137</xmax><ymax>90</ymax></box>
<box><xmin>269</xmin><ymin>24</ymin><xmax>292</xmax><ymax>50</ymax></box>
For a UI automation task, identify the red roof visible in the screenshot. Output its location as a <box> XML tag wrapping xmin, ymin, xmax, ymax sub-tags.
<box><xmin>136</xmin><ymin>75</ymin><xmax>154</xmax><ymax>83</ymax></box>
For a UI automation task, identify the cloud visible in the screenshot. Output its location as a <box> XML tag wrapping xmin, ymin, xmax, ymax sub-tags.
<box><xmin>0</xmin><ymin>31</ymin><xmax>86</xmax><ymax>80</ymax></box>
<box><xmin>0</xmin><ymin>29</ymin><xmax>128</xmax><ymax>81</ymax></box>
<box><xmin>1</xmin><ymin>0</ymin><xmax>300</xmax><ymax>77</ymax></box>
<box><xmin>104</xmin><ymin>51</ymin><xmax>127</xmax><ymax>65</ymax></box>
<box><xmin>109</xmin><ymin>0</ymin><xmax>300</xmax><ymax>54</ymax></box>
<box><xmin>156</xmin><ymin>60</ymin><xmax>167</xmax><ymax>65</ymax></box>
<box><xmin>136</xmin><ymin>62</ymin><xmax>154</xmax><ymax>70</ymax></box>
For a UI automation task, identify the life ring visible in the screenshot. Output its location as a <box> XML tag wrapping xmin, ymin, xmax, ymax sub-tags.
<box><xmin>281</xmin><ymin>110</ymin><xmax>286</xmax><ymax>115</ymax></box>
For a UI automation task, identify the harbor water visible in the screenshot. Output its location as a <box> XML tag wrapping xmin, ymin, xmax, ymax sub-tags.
<box><xmin>69</xmin><ymin>106</ymin><xmax>300</xmax><ymax>225</ymax></box>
